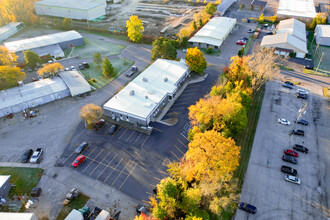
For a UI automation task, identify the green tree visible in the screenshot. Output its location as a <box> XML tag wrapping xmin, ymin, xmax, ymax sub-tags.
<box><xmin>185</xmin><ymin>47</ymin><xmax>207</xmax><ymax>75</ymax></box>
<box><xmin>93</xmin><ymin>52</ymin><xmax>102</xmax><ymax>67</ymax></box>
<box><xmin>53</xmin><ymin>18</ymin><xmax>58</xmax><ymax>26</ymax></box>
<box><xmin>193</xmin><ymin>21</ymin><xmax>197</xmax><ymax>30</ymax></box>
<box><xmin>61</xmin><ymin>17</ymin><xmax>72</xmax><ymax>30</ymax></box>
<box><xmin>102</xmin><ymin>57</ymin><xmax>115</xmax><ymax>77</ymax></box>
<box><xmin>258</xmin><ymin>13</ymin><xmax>264</xmax><ymax>23</ymax></box>
<box><xmin>126</xmin><ymin>15</ymin><xmax>144</xmax><ymax>43</ymax></box>
<box><xmin>23</xmin><ymin>50</ymin><xmax>41</xmax><ymax>67</ymax></box>
<box><xmin>204</xmin><ymin>3</ymin><xmax>217</xmax><ymax>16</ymax></box>
<box><xmin>151</xmin><ymin>38</ymin><xmax>177</xmax><ymax>60</ymax></box>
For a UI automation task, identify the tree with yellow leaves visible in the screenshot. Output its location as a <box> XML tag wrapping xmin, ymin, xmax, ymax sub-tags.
<box><xmin>193</xmin><ymin>10</ymin><xmax>211</xmax><ymax>28</ymax></box>
<box><xmin>204</xmin><ymin>3</ymin><xmax>217</xmax><ymax>16</ymax></box>
<box><xmin>79</xmin><ymin>104</ymin><xmax>103</xmax><ymax>128</ymax></box>
<box><xmin>37</xmin><ymin>63</ymin><xmax>64</xmax><ymax>77</ymax></box>
<box><xmin>126</xmin><ymin>15</ymin><xmax>144</xmax><ymax>43</ymax></box>
<box><xmin>185</xmin><ymin>47</ymin><xmax>207</xmax><ymax>75</ymax></box>
<box><xmin>0</xmin><ymin>0</ymin><xmax>38</xmax><ymax>25</ymax></box>
<box><xmin>0</xmin><ymin>46</ymin><xmax>17</xmax><ymax>66</ymax></box>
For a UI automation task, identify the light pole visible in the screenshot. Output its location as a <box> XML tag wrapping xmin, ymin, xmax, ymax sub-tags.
<box><xmin>289</xmin><ymin>102</ymin><xmax>308</xmax><ymax>147</ymax></box>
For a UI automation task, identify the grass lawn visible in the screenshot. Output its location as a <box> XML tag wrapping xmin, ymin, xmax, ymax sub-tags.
<box><xmin>65</xmin><ymin>37</ymin><xmax>125</xmax><ymax>59</ymax></box>
<box><xmin>303</xmin><ymin>69</ymin><xmax>329</xmax><ymax>77</ymax></box>
<box><xmin>199</xmin><ymin>48</ymin><xmax>221</xmax><ymax>56</ymax></box>
<box><xmin>81</xmin><ymin>59</ymin><xmax>133</xmax><ymax>89</ymax></box>
<box><xmin>0</xmin><ymin>167</ymin><xmax>43</xmax><ymax>196</ymax></box>
<box><xmin>55</xmin><ymin>193</ymin><xmax>90</xmax><ymax>220</ymax></box>
<box><xmin>243</xmin><ymin>36</ymin><xmax>253</xmax><ymax>55</ymax></box>
<box><xmin>79</xmin><ymin>30</ymin><xmax>130</xmax><ymax>42</ymax></box>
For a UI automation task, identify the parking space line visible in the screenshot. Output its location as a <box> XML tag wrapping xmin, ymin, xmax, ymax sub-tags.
<box><xmin>89</xmin><ymin>151</ymin><xmax>110</xmax><ymax>176</ymax></box>
<box><xmin>181</xmin><ymin>133</ymin><xmax>189</xmax><ymax>141</ymax></box>
<box><xmin>173</xmin><ymin>144</ymin><xmax>185</xmax><ymax>155</ymax></box>
<box><xmin>111</xmin><ymin>160</ymin><xmax>131</xmax><ymax>186</ymax></box>
<box><xmin>118</xmin><ymin>128</ymin><xmax>128</xmax><ymax>139</ymax></box>
<box><xmin>104</xmin><ymin>158</ymin><xmax>124</xmax><ymax>183</ymax></box>
<box><xmin>119</xmin><ymin>162</ymin><xmax>138</xmax><ymax>189</ymax></box>
<box><xmin>104</xmin><ymin>126</ymin><xmax>112</xmax><ymax>135</ymax></box>
<box><xmin>126</xmin><ymin>131</ymin><xmax>135</xmax><ymax>142</ymax></box>
<box><xmin>180</xmin><ymin>92</ymin><xmax>195</xmax><ymax>96</ymax></box>
<box><xmin>177</xmin><ymin>138</ymin><xmax>188</xmax><ymax>149</ymax></box>
<box><xmin>88</xmin><ymin>156</ymin><xmax>129</xmax><ymax>174</ymax></box>
<box><xmin>133</xmin><ymin>133</ymin><xmax>142</xmax><ymax>144</ymax></box>
<box><xmin>63</xmin><ymin>152</ymin><xmax>75</xmax><ymax>164</ymax></box>
<box><xmin>111</xmin><ymin>126</ymin><xmax>121</xmax><ymax>136</ymax></box>
<box><xmin>81</xmin><ymin>148</ymin><xmax>100</xmax><ymax>172</ymax></box>
<box><xmin>96</xmin><ymin>154</ymin><xmax>117</xmax><ymax>179</ymax></box>
<box><xmin>158</xmin><ymin>170</ymin><xmax>169</xmax><ymax>175</ymax></box>
<box><xmin>173</xmin><ymin>102</ymin><xmax>190</xmax><ymax>106</ymax></box>
<box><xmin>189</xmin><ymin>84</ymin><xmax>200</xmax><ymax>88</ymax></box>
<box><xmin>166</xmin><ymin>112</ymin><xmax>181</xmax><ymax>116</ymax></box>
<box><xmin>153</xmin><ymin>127</ymin><xmax>163</xmax><ymax>132</ymax></box>
<box><xmin>146</xmin><ymin>192</ymin><xmax>154</xmax><ymax>196</ymax></box>
<box><xmin>170</xmin><ymin>151</ymin><xmax>180</xmax><ymax>160</ymax></box>
<box><xmin>86</xmin><ymin>146</ymin><xmax>97</xmax><ymax>157</ymax></box>
<box><xmin>170</xmin><ymin>107</ymin><xmax>185</xmax><ymax>111</ymax></box>
<box><xmin>141</xmin><ymin>135</ymin><xmax>149</xmax><ymax>147</ymax></box>
<box><xmin>177</xmin><ymin>97</ymin><xmax>192</xmax><ymax>101</ymax></box>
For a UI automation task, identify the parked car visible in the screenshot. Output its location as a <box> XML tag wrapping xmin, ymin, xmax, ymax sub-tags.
<box><xmin>109</xmin><ymin>124</ymin><xmax>119</xmax><ymax>135</ymax></box>
<box><xmin>78</xmin><ymin>64</ymin><xmax>85</xmax><ymax>70</ymax></box>
<box><xmin>136</xmin><ymin>204</ymin><xmax>150</xmax><ymax>218</ymax></box>
<box><xmin>297</xmin><ymin>93</ymin><xmax>308</xmax><ymax>99</ymax></box>
<box><xmin>75</xmin><ymin>142</ymin><xmax>88</xmax><ymax>153</ymax></box>
<box><xmin>27</xmin><ymin>67</ymin><xmax>33</xmax><ymax>72</ymax></box>
<box><xmin>31</xmin><ymin>187</ymin><xmax>42</xmax><ymax>197</ymax></box>
<box><xmin>82</xmin><ymin>62</ymin><xmax>89</xmax><ymax>68</ymax></box>
<box><xmin>238</xmin><ymin>202</ymin><xmax>257</xmax><ymax>214</ymax></box>
<box><xmin>282</xmin><ymin>83</ymin><xmax>293</xmax><ymax>89</ymax></box>
<box><xmin>21</xmin><ymin>149</ymin><xmax>33</xmax><ymax>163</ymax></box>
<box><xmin>293</xmin><ymin>144</ymin><xmax>308</xmax><ymax>153</ymax></box>
<box><xmin>32</xmin><ymin>77</ymin><xmax>39</xmax><ymax>82</ymax></box>
<box><xmin>241</xmin><ymin>37</ymin><xmax>249</xmax><ymax>41</ymax></box>
<box><xmin>126</xmin><ymin>66</ymin><xmax>138</xmax><ymax>77</ymax></box>
<box><xmin>93</xmin><ymin>119</ymin><xmax>105</xmax><ymax>131</ymax></box>
<box><xmin>281</xmin><ymin>165</ymin><xmax>297</xmax><ymax>176</ymax></box>
<box><xmin>285</xmin><ymin>175</ymin><xmax>301</xmax><ymax>185</ymax></box>
<box><xmin>64</xmin><ymin>67</ymin><xmax>70</xmax><ymax>71</ymax></box>
<box><xmin>291</xmin><ymin>129</ymin><xmax>304</xmax><ymax>136</ymax></box>
<box><xmin>284</xmin><ymin>81</ymin><xmax>294</xmax><ymax>86</ymax></box>
<box><xmin>266</xmin><ymin>31</ymin><xmax>273</xmax><ymax>35</ymax></box>
<box><xmin>284</xmin><ymin>149</ymin><xmax>299</xmax><ymax>157</ymax></box>
<box><xmin>296</xmin><ymin>89</ymin><xmax>309</xmax><ymax>95</ymax></box>
<box><xmin>278</xmin><ymin>118</ymin><xmax>290</xmax><ymax>125</ymax></box>
<box><xmin>48</xmin><ymin>60</ymin><xmax>53</xmax><ymax>64</ymax></box>
<box><xmin>70</xmin><ymin>66</ymin><xmax>76</xmax><ymax>71</ymax></box>
<box><xmin>304</xmin><ymin>64</ymin><xmax>313</xmax><ymax>69</ymax></box>
<box><xmin>72</xmin><ymin>155</ymin><xmax>86</xmax><ymax>167</ymax></box>
<box><xmin>295</xmin><ymin>119</ymin><xmax>308</xmax><ymax>126</ymax></box>
<box><xmin>282</xmin><ymin>155</ymin><xmax>297</xmax><ymax>164</ymax></box>
<box><xmin>236</xmin><ymin>40</ymin><xmax>246</xmax><ymax>45</ymax></box>
<box><xmin>248</xmin><ymin>29</ymin><xmax>255</xmax><ymax>33</ymax></box>
<box><xmin>34</xmin><ymin>67</ymin><xmax>38</xmax><ymax>71</ymax></box>
<box><xmin>30</xmin><ymin>148</ymin><xmax>43</xmax><ymax>163</ymax></box>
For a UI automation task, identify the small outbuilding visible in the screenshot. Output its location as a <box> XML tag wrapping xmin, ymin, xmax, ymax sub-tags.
<box><xmin>59</xmin><ymin>71</ymin><xmax>91</xmax><ymax>96</ymax></box>
<box><xmin>35</xmin><ymin>0</ymin><xmax>106</xmax><ymax>21</ymax></box>
<box><xmin>0</xmin><ymin>175</ymin><xmax>11</xmax><ymax>198</ymax></box>
<box><xmin>0</xmin><ymin>22</ymin><xmax>24</xmax><ymax>42</ymax></box>
<box><xmin>188</xmin><ymin>17</ymin><xmax>237</xmax><ymax>50</ymax></box>
<box><xmin>239</xmin><ymin>0</ymin><xmax>267</xmax><ymax>12</ymax></box>
<box><xmin>315</xmin><ymin>25</ymin><xmax>330</xmax><ymax>46</ymax></box>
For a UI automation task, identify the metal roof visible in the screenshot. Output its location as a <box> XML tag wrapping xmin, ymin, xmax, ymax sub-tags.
<box><xmin>59</xmin><ymin>71</ymin><xmax>91</xmax><ymax>96</ymax></box>
<box><xmin>277</xmin><ymin>0</ymin><xmax>316</xmax><ymax>18</ymax></box>
<box><xmin>35</xmin><ymin>0</ymin><xmax>105</xmax><ymax>10</ymax></box>
<box><xmin>0</xmin><ymin>175</ymin><xmax>10</xmax><ymax>187</ymax></box>
<box><xmin>103</xmin><ymin>59</ymin><xmax>189</xmax><ymax>120</ymax></box>
<box><xmin>0</xmin><ymin>22</ymin><xmax>22</xmax><ymax>35</ymax></box>
<box><xmin>315</xmin><ymin>25</ymin><xmax>330</xmax><ymax>38</ymax></box>
<box><xmin>31</xmin><ymin>44</ymin><xmax>64</xmax><ymax>57</ymax></box>
<box><xmin>276</xmin><ymin>18</ymin><xmax>306</xmax><ymax>41</ymax></box>
<box><xmin>260</xmin><ymin>33</ymin><xmax>308</xmax><ymax>53</ymax></box>
<box><xmin>4</xmin><ymin>30</ymin><xmax>83</xmax><ymax>52</ymax></box>
<box><xmin>188</xmin><ymin>17</ymin><xmax>237</xmax><ymax>47</ymax></box>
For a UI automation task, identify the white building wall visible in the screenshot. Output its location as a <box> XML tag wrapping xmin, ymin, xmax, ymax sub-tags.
<box><xmin>87</xmin><ymin>4</ymin><xmax>106</xmax><ymax>20</ymax></box>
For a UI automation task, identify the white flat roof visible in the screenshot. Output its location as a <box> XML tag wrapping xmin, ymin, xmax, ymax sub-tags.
<box><xmin>59</xmin><ymin>71</ymin><xmax>91</xmax><ymax>96</ymax></box>
<box><xmin>277</xmin><ymin>0</ymin><xmax>316</xmax><ymax>18</ymax></box>
<box><xmin>35</xmin><ymin>0</ymin><xmax>104</xmax><ymax>10</ymax></box>
<box><xmin>0</xmin><ymin>213</ymin><xmax>37</xmax><ymax>220</ymax></box>
<box><xmin>315</xmin><ymin>25</ymin><xmax>330</xmax><ymax>38</ymax></box>
<box><xmin>188</xmin><ymin>17</ymin><xmax>237</xmax><ymax>47</ymax></box>
<box><xmin>261</xmin><ymin>33</ymin><xmax>308</xmax><ymax>53</ymax></box>
<box><xmin>276</xmin><ymin>18</ymin><xmax>306</xmax><ymax>42</ymax></box>
<box><xmin>4</xmin><ymin>30</ymin><xmax>82</xmax><ymax>53</ymax></box>
<box><xmin>0</xmin><ymin>22</ymin><xmax>22</xmax><ymax>35</ymax></box>
<box><xmin>0</xmin><ymin>175</ymin><xmax>10</xmax><ymax>186</ymax></box>
<box><xmin>103</xmin><ymin>59</ymin><xmax>189</xmax><ymax>120</ymax></box>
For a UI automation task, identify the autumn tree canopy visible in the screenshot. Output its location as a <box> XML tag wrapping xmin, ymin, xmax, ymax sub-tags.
<box><xmin>126</xmin><ymin>15</ymin><xmax>144</xmax><ymax>43</ymax></box>
<box><xmin>204</xmin><ymin>3</ymin><xmax>217</xmax><ymax>16</ymax></box>
<box><xmin>79</xmin><ymin>104</ymin><xmax>103</xmax><ymax>128</ymax></box>
<box><xmin>185</xmin><ymin>47</ymin><xmax>207</xmax><ymax>75</ymax></box>
<box><xmin>37</xmin><ymin>63</ymin><xmax>64</xmax><ymax>77</ymax></box>
<box><xmin>151</xmin><ymin>38</ymin><xmax>177</xmax><ymax>60</ymax></box>
<box><xmin>0</xmin><ymin>46</ymin><xmax>17</xmax><ymax>66</ymax></box>
<box><xmin>0</xmin><ymin>0</ymin><xmax>38</xmax><ymax>26</ymax></box>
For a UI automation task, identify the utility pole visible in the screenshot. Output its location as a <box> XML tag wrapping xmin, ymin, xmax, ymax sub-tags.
<box><xmin>315</xmin><ymin>52</ymin><xmax>324</xmax><ymax>73</ymax></box>
<box><xmin>289</xmin><ymin>102</ymin><xmax>308</xmax><ymax>147</ymax></box>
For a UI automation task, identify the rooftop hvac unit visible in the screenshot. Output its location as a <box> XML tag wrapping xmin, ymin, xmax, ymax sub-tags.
<box><xmin>145</xmin><ymin>95</ymin><xmax>148</xmax><ymax>99</ymax></box>
<box><xmin>130</xmin><ymin>90</ymin><xmax>135</xmax><ymax>95</ymax></box>
<box><xmin>142</xmin><ymin>77</ymin><xmax>148</xmax><ymax>82</ymax></box>
<box><xmin>164</xmin><ymin>77</ymin><xmax>168</xmax><ymax>82</ymax></box>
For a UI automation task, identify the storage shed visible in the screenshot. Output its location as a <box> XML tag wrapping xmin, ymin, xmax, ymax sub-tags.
<box><xmin>59</xmin><ymin>71</ymin><xmax>91</xmax><ymax>96</ymax></box>
<box><xmin>188</xmin><ymin>17</ymin><xmax>237</xmax><ymax>50</ymax></box>
<box><xmin>35</xmin><ymin>0</ymin><xmax>106</xmax><ymax>21</ymax></box>
<box><xmin>315</xmin><ymin>25</ymin><xmax>330</xmax><ymax>46</ymax></box>
<box><xmin>0</xmin><ymin>22</ymin><xmax>23</xmax><ymax>42</ymax></box>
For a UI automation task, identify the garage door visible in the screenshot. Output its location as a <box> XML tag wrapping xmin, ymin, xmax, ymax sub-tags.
<box><xmin>296</xmin><ymin>53</ymin><xmax>305</xmax><ymax>58</ymax></box>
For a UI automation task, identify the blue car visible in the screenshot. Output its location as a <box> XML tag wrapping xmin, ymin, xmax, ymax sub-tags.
<box><xmin>238</xmin><ymin>202</ymin><xmax>257</xmax><ymax>214</ymax></box>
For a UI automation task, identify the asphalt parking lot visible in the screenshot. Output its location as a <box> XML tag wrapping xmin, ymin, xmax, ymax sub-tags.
<box><xmin>236</xmin><ymin>80</ymin><xmax>329</xmax><ymax>219</ymax></box>
<box><xmin>57</xmin><ymin>65</ymin><xmax>220</xmax><ymax>201</ymax></box>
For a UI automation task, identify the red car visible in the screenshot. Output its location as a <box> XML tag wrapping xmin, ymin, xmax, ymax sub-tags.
<box><xmin>93</xmin><ymin>119</ymin><xmax>105</xmax><ymax>131</ymax></box>
<box><xmin>72</xmin><ymin>155</ymin><xmax>86</xmax><ymax>167</ymax></box>
<box><xmin>284</xmin><ymin>149</ymin><xmax>299</xmax><ymax>157</ymax></box>
<box><xmin>236</xmin><ymin>40</ymin><xmax>246</xmax><ymax>45</ymax></box>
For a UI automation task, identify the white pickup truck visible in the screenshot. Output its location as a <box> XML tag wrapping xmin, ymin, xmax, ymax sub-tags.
<box><xmin>30</xmin><ymin>148</ymin><xmax>43</xmax><ymax>163</ymax></box>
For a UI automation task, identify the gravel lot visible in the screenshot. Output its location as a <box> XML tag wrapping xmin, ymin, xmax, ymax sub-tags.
<box><xmin>236</xmin><ymin>80</ymin><xmax>329</xmax><ymax>219</ymax></box>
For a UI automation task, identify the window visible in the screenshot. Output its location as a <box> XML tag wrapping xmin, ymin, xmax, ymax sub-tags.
<box><xmin>215</xmin><ymin>46</ymin><xmax>218</xmax><ymax>49</ymax></box>
<box><xmin>120</xmin><ymin>114</ymin><xmax>123</xmax><ymax>119</ymax></box>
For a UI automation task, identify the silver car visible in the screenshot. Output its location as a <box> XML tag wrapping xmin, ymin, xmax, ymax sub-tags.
<box><xmin>285</xmin><ymin>175</ymin><xmax>301</xmax><ymax>185</ymax></box>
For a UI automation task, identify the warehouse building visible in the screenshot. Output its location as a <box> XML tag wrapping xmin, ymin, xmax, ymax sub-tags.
<box><xmin>217</xmin><ymin>0</ymin><xmax>237</xmax><ymax>16</ymax></box>
<box><xmin>35</xmin><ymin>0</ymin><xmax>106</xmax><ymax>21</ymax></box>
<box><xmin>260</xmin><ymin>18</ymin><xmax>308</xmax><ymax>58</ymax></box>
<box><xmin>0</xmin><ymin>71</ymin><xmax>91</xmax><ymax>117</ymax></box>
<box><xmin>188</xmin><ymin>17</ymin><xmax>237</xmax><ymax>50</ymax></box>
<box><xmin>0</xmin><ymin>175</ymin><xmax>11</xmax><ymax>198</ymax></box>
<box><xmin>0</xmin><ymin>22</ymin><xmax>24</xmax><ymax>42</ymax></box>
<box><xmin>277</xmin><ymin>0</ymin><xmax>316</xmax><ymax>19</ymax></box>
<box><xmin>4</xmin><ymin>31</ymin><xmax>84</xmax><ymax>63</ymax></box>
<box><xmin>103</xmin><ymin>59</ymin><xmax>190</xmax><ymax>128</ymax></box>
<box><xmin>315</xmin><ymin>25</ymin><xmax>330</xmax><ymax>46</ymax></box>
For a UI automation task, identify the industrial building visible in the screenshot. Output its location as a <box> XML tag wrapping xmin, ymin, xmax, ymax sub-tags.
<box><xmin>315</xmin><ymin>25</ymin><xmax>330</xmax><ymax>46</ymax></box>
<box><xmin>103</xmin><ymin>59</ymin><xmax>190</xmax><ymax>128</ymax></box>
<box><xmin>260</xmin><ymin>18</ymin><xmax>308</xmax><ymax>58</ymax></box>
<box><xmin>0</xmin><ymin>71</ymin><xmax>91</xmax><ymax>118</ymax></box>
<box><xmin>34</xmin><ymin>0</ymin><xmax>106</xmax><ymax>21</ymax></box>
<box><xmin>277</xmin><ymin>0</ymin><xmax>316</xmax><ymax>19</ymax></box>
<box><xmin>0</xmin><ymin>22</ymin><xmax>23</xmax><ymax>42</ymax></box>
<box><xmin>188</xmin><ymin>17</ymin><xmax>237</xmax><ymax>50</ymax></box>
<box><xmin>0</xmin><ymin>175</ymin><xmax>11</xmax><ymax>198</ymax></box>
<box><xmin>239</xmin><ymin>0</ymin><xmax>267</xmax><ymax>12</ymax></box>
<box><xmin>4</xmin><ymin>31</ymin><xmax>84</xmax><ymax>63</ymax></box>
<box><xmin>217</xmin><ymin>0</ymin><xmax>236</xmax><ymax>16</ymax></box>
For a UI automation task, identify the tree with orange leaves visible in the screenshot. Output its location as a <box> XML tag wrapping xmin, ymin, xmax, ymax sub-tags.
<box><xmin>79</xmin><ymin>104</ymin><xmax>103</xmax><ymax>128</ymax></box>
<box><xmin>37</xmin><ymin>63</ymin><xmax>64</xmax><ymax>77</ymax></box>
<box><xmin>185</xmin><ymin>47</ymin><xmax>207</xmax><ymax>74</ymax></box>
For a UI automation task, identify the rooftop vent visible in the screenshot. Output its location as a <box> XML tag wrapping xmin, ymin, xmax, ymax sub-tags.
<box><xmin>164</xmin><ymin>77</ymin><xmax>168</xmax><ymax>82</ymax></box>
<box><xmin>130</xmin><ymin>90</ymin><xmax>135</xmax><ymax>96</ymax></box>
<box><xmin>142</xmin><ymin>77</ymin><xmax>148</xmax><ymax>82</ymax></box>
<box><xmin>145</xmin><ymin>95</ymin><xmax>148</xmax><ymax>99</ymax></box>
